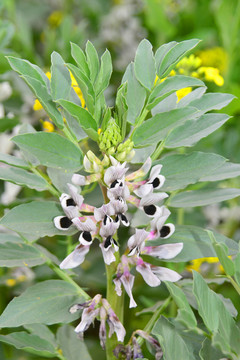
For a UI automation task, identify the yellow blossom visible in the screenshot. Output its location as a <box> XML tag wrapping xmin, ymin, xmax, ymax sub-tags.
<box><xmin>176</xmin><ymin>87</ymin><xmax>192</xmax><ymax>102</ymax></box>
<box><xmin>48</xmin><ymin>11</ymin><xmax>63</xmax><ymax>27</ymax></box>
<box><xmin>42</xmin><ymin>120</ymin><xmax>55</xmax><ymax>132</ymax></box>
<box><xmin>33</xmin><ymin>99</ymin><xmax>43</xmax><ymax>111</ymax></box>
<box><xmin>5</xmin><ymin>279</ymin><xmax>17</xmax><ymax>287</ymax></box>
<box><xmin>197</xmin><ymin>67</ymin><xmax>224</xmax><ymax>86</ymax></box>
<box><xmin>187</xmin><ymin>256</ymin><xmax>230</xmax><ymax>273</ymax></box>
<box><xmin>197</xmin><ymin>47</ymin><xmax>228</xmax><ymax>74</ymax></box>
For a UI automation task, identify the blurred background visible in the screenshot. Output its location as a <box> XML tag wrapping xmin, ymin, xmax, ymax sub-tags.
<box><xmin>0</xmin><ymin>0</ymin><xmax>240</xmax><ymax>359</ymax></box>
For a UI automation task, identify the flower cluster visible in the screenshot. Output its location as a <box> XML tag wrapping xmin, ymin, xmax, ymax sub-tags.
<box><xmin>53</xmin><ymin>152</ymin><xmax>183</xmax><ymax>340</ymax></box>
<box><xmin>70</xmin><ymin>294</ymin><xmax>125</xmax><ymax>348</ymax></box>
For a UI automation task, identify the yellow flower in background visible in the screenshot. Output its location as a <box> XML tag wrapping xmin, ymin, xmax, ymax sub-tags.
<box><xmin>197</xmin><ymin>47</ymin><xmax>228</xmax><ymax>74</ymax></box>
<box><xmin>176</xmin><ymin>87</ymin><xmax>192</xmax><ymax>102</ymax></box>
<box><xmin>33</xmin><ymin>71</ymin><xmax>85</xmax><ymax>131</ymax></box>
<box><xmin>176</xmin><ymin>52</ymin><xmax>224</xmax><ymax>87</ymax></box>
<box><xmin>48</xmin><ymin>11</ymin><xmax>63</xmax><ymax>27</ymax></box>
<box><xmin>186</xmin><ymin>256</ymin><xmax>231</xmax><ymax>273</ymax></box>
<box><xmin>197</xmin><ymin>67</ymin><xmax>224</xmax><ymax>86</ymax></box>
<box><xmin>41</xmin><ymin>120</ymin><xmax>55</xmax><ymax>132</ymax></box>
<box><xmin>70</xmin><ymin>72</ymin><xmax>86</xmax><ymax>108</ymax></box>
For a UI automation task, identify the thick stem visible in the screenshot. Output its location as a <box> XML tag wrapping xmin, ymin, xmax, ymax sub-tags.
<box><xmin>99</xmin><ymin>184</ymin><xmax>124</xmax><ymax>359</ymax></box>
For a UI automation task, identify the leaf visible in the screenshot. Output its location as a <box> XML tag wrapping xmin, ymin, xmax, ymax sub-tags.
<box><xmin>21</xmin><ymin>75</ymin><xmax>64</xmax><ymax>129</ymax></box>
<box><xmin>57</xmin><ymin>325</ymin><xmax>92</xmax><ymax>360</ymax></box>
<box><xmin>47</xmin><ymin>167</ymin><xmax>74</xmax><ymax>193</ymax></box>
<box><xmin>169</xmin><ymin>188</ymin><xmax>240</xmax><ymax>208</ymax></box>
<box><xmin>50</xmin><ymin>51</ymin><xmax>72</xmax><ymax>101</ymax></box>
<box><xmin>199</xmin><ymin>162</ymin><xmax>240</xmax><ymax>182</ymax></box>
<box><xmin>148</xmin><ymin>75</ymin><xmax>205</xmax><ymax>110</ymax></box>
<box><xmin>0</xmin><ymin>153</ymin><xmax>29</xmax><ymax>169</ymax></box>
<box><xmin>0</xmin><ymin>280</ymin><xmax>86</xmax><ymax>327</ymax></box>
<box><xmin>156</xmin><ymin>39</ymin><xmax>200</xmax><ymax>78</ymax></box>
<box><xmin>165</xmin><ymin>282</ymin><xmax>197</xmax><ymax>328</ymax></box>
<box><xmin>95</xmin><ymin>49</ymin><xmax>112</xmax><ymax>97</ymax></box>
<box><xmin>85</xmin><ymin>40</ymin><xmax>99</xmax><ymax>84</ymax></box>
<box><xmin>177</xmin><ymin>86</ymin><xmax>207</xmax><ymax>107</ymax></box>
<box><xmin>0</xmin><ymin>332</ymin><xmax>57</xmax><ymax>358</ymax></box>
<box><xmin>0</xmin><ymin>234</ymin><xmax>23</xmax><ymax>244</ymax></box>
<box><xmin>199</xmin><ymin>338</ymin><xmax>224</xmax><ymax>360</ymax></box>
<box><xmin>208</xmin><ymin>231</ymin><xmax>235</xmax><ymax>276</ymax></box>
<box><xmin>155</xmin><ymin>41</ymin><xmax>176</xmax><ymax>73</ymax></box>
<box><xmin>71</xmin><ymin>42</ymin><xmax>90</xmax><ymax>77</ymax></box>
<box><xmin>0</xmin><ymin>117</ymin><xmax>19</xmax><ymax>133</ymax></box>
<box><xmin>0</xmin><ymin>242</ymin><xmax>45</xmax><ymax>267</ymax></box>
<box><xmin>160</xmin><ymin>152</ymin><xmax>227</xmax><ymax>191</ymax></box>
<box><xmin>152</xmin><ymin>316</ymin><xmax>196</xmax><ymax>360</ymax></box>
<box><xmin>133</xmin><ymin>107</ymin><xmax>198</xmax><ymax>147</ymax></box>
<box><xmin>165</xmin><ymin>113</ymin><xmax>230</xmax><ymax>148</ymax></box>
<box><xmin>12</xmin><ymin>132</ymin><xmax>83</xmax><ymax>170</ymax></box>
<box><xmin>123</xmin><ymin>63</ymin><xmax>146</xmax><ymax>124</ymax></box>
<box><xmin>147</xmin><ymin>225</ymin><xmax>238</xmax><ymax>262</ymax></box>
<box><xmin>7</xmin><ymin>56</ymin><xmax>48</xmax><ymax>87</ymax></box>
<box><xmin>193</xmin><ymin>271</ymin><xmax>240</xmax><ymax>357</ymax></box>
<box><xmin>151</xmin><ymin>92</ymin><xmax>177</xmax><ymax>115</ymax></box>
<box><xmin>0</xmin><ymin>201</ymin><xmax>77</xmax><ymax>241</ymax></box>
<box><xmin>134</xmin><ymin>39</ymin><xmax>156</xmax><ymax>90</ymax></box>
<box><xmin>24</xmin><ymin>324</ymin><xmax>57</xmax><ymax>347</ymax></box>
<box><xmin>189</xmin><ymin>93</ymin><xmax>235</xmax><ymax>114</ymax></box>
<box><xmin>57</xmin><ymin>100</ymin><xmax>98</xmax><ymax>141</ymax></box>
<box><xmin>66</xmin><ymin>63</ymin><xmax>95</xmax><ymax>113</ymax></box>
<box><xmin>0</xmin><ymin>167</ymin><xmax>48</xmax><ymax>191</ymax></box>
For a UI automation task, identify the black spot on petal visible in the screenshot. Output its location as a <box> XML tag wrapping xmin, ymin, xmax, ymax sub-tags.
<box><xmin>121</xmin><ymin>213</ymin><xmax>129</xmax><ymax>226</ymax></box>
<box><xmin>110</xmin><ymin>180</ymin><xmax>119</xmax><ymax>188</ymax></box>
<box><xmin>82</xmin><ymin>231</ymin><xmax>92</xmax><ymax>242</ymax></box>
<box><xmin>115</xmin><ymin>214</ymin><xmax>119</xmax><ymax>223</ymax></box>
<box><xmin>104</xmin><ymin>236</ymin><xmax>112</xmax><ymax>249</ymax></box>
<box><xmin>151</xmin><ymin>177</ymin><xmax>160</xmax><ymax>188</ymax></box>
<box><xmin>103</xmin><ymin>215</ymin><xmax>108</xmax><ymax>225</ymax></box>
<box><xmin>66</xmin><ymin>198</ymin><xmax>76</xmax><ymax>207</ymax></box>
<box><xmin>60</xmin><ymin>217</ymin><xmax>72</xmax><ymax>228</ymax></box>
<box><xmin>143</xmin><ymin>205</ymin><xmax>157</xmax><ymax>216</ymax></box>
<box><xmin>160</xmin><ymin>226</ymin><xmax>171</xmax><ymax>238</ymax></box>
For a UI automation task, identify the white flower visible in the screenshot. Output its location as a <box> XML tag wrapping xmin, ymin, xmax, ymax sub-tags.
<box><xmin>134</xmin><ymin>164</ymin><xmax>165</xmax><ymax>197</ymax></box>
<box><xmin>60</xmin><ymin>244</ymin><xmax>90</xmax><ymax>269</ymax></box>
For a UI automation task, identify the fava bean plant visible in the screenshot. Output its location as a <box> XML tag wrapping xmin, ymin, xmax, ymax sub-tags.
<box><xmin>1</xmin><ymin>39</ymin><xmax>240</xmax><ymax>360</ymax></box>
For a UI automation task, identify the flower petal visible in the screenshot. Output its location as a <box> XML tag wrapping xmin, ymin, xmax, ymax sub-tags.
<box><xmin>54</xmin><ymin>216</ymin><xmax>73</xmax><ymax>230</ymax></box>
<box><xmin>152</xmin><ymin>266</ymin><xmax>182</xmax><ymax>282</ymax></box>
<box><xmin>146</xmin><ymin>243</ymin><xmax>183</xmax><ymax>259</ymax></box>
<box><xmin>60</xmin><ymin>244</ymin><xmax>90</xmax><ymax>269</ymax></box>
<box><xmin>136</xmin><ymin>263</ymin><xmax>160</xmax><ymax>287</ymax></box>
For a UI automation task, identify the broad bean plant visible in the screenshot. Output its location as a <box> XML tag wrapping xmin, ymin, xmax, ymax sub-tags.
<box><xmin>1</xmin><ymin>39</ymin><xmax>240</xmax><ymax>360</ymax></box>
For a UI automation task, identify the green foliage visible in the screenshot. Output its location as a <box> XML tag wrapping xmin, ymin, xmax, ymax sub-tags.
<box><xmin>0</xmin><ymin>280</ymin><xmax>85</xmax><ymax>327</ymax></box>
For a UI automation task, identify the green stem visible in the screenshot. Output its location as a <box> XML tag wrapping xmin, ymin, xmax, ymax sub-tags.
<box><xmin>137</xmin><ymin>296</ymin><xmax>171</xmax><ymax>346</ymax></box>
<box><xmin>31</xmin><ymin>166</ymin><xmax>60</xmax><ymax>197</ymax></box>
<box><xmin>177</xmin><ymin>208</ymin><xmax>184</xmax><ymax>225</ymax></box>
<box><xmin>227</xmin><ymin>275</ymin><xmax>240</xmax><ymax>296</ymax></box>
<box><xmin>99</xmin><ymin>184</ymin><xmax>124</xmax><ymax>359</ymax></box>
<box><xmin>46</xmin><ymin>259</ymin><xmax>90</xmax><ymax>299</ymax></box>
<box><xmin>130</xmin><ymin>108</ymin><xmax>149</xmax><ymax>140</ymax></box>
<box><xmin>62</xmin><ymin>125</ymin><xmax>79</xmax><ymax>148</ymax></box>
<box><xmin>151</xmin><ymin>139</ymin><xmax>166</xmax><ymax>161</ymax></box>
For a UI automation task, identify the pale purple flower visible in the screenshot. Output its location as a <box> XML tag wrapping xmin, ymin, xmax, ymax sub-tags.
<box><xmin>102</xmin><ymin>299</ymin><xmax>126</xmax><ymax>342</ymax></box>
<box><xmin>72</xmin><ymin>217</ymin><xmax>97</xmax><ymax>246</ymax></box>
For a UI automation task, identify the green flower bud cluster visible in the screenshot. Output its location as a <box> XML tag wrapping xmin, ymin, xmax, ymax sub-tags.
<box><xmin>99</xmin><ymin>119</ymin><xmax>122</xmax><ymax>155</ymax></box>
<box><xmin>115</xmin><ymin>138</ymin><xmax>135</xmax><ymax>162</ymax></box>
